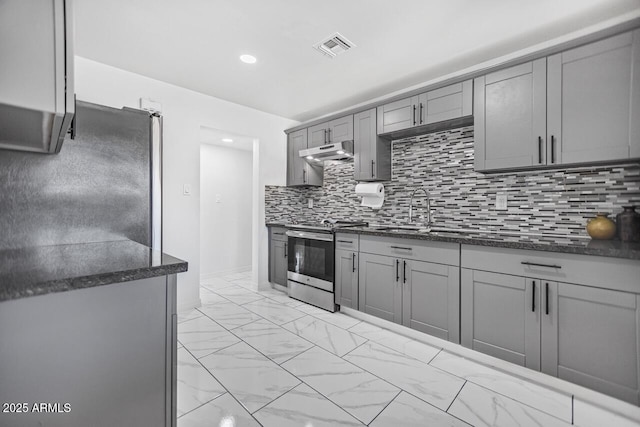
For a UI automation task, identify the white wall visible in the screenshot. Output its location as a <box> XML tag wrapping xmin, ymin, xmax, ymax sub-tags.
<box><xmin>200</xmin><ymin>144</ymin><xmax>253</xmax><ymax>277</ymax></box>
<box><xmin>75</xmin><ymin>57</ymin><xmax>298</xmax><ymax>309</ymax></box>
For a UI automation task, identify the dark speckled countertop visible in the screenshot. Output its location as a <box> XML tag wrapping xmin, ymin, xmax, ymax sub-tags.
<box><xmin>0</xmin><ymin>240</ymin><xmax>188</xmax><ymax>302</ymax></box>
<box><xmin>266</xmin><ymin>222</ymin><xmax>640</xmax><ymax>260</ymax></box>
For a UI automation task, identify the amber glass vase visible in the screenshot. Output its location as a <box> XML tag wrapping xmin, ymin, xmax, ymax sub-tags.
<box><xmin>586</xmin><ymin>213</ymin><xmax>616</xmax><ymax>240</ymax></box>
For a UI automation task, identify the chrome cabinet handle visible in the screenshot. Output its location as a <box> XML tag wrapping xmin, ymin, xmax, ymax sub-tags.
<box><xmin>390</xmin><ymin>246</ymin><xmax>412</xmax><ymax>251</ymax></box>
<box><xmin>413</xmin><ymin>105</ymin><xmax>417</xmax><ymax>126</ymax></box>
<box><xmin>419</xmin><ymin>103</ymin><xmax>424</xmax><ymax>124</ymax></box>
<box><xmin>352</xmin><ymin>253</ymin><xmax>356</xmax><ymax>273</ymax></box>
<box><xmin>327</xmin><ymin>128</ymin><xmax>331</xmax><ymax>143</ymax></box>
<box><xmin>396</xmin><ymin>259</ymin><xmax>399</xmax><ymax>281</ymax></box>
<box><xmin>284</xmin><ymin>242</ymin><xmax>287</xmax><ymax>258</ymax></box>
<box><xmin>403</xmin><ymin>260</ymin><xmax>407</xmax><ymax>284</ymax></box>
<box><xmin>550</xmin><ymin>135</ymin><xmax>556</xmax><ymax>164</ymax></box>
<box><xmin>371</xmin><ymin>160</ymin><xmax>375</xmax><ymax>178</ymax></box>
<box><xmin>545</xmin><ymin>282</ymin><xmax>549</xmax><ymax>315</ymax></box>
<box><xmin>521</xmin><ymin>261</ymin><xmax>561</xmax><ymax>269</ymax></box>
<box><xmin>538</xmin><ymin>136</ymin><xmax>543</xmax><ymax>164</ymax></box>
<box><xmin>531</xmin><ymin>281</ymin><xmax>536</xmax><ymax>312</ymax></box>
<box><xmin>337</xmin><ymin>240</ymin><xmax>353</xmax><ymax>244</ymax></box>
<box><xmin>303</xmin><ymin>169</ymin><xmax>306</xmax><ymax>183</ymax></box>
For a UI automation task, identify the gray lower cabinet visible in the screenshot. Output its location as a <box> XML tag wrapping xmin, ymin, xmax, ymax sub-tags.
<box><xmin>287</xmin><ymin>129</ymin><xmax>322</xmax><ymax>186</ymax></box>
<box><xmin>353</xmin><ymin>108</ymin><xmax>391</xmax><ymax>181</ymax></box>
<box><xmin>358</xmin><ymin>253</ymin><xmax>402</xmax><ymax>323</ymax></box>
<box><xmin>269</xmin><ymin>227</ymin><xmax>288</xmax><ymax>286</ymax></box>
<box><xmin>547</xmin><ymin>30</ymin><xmax>640</xmax><ymax>164</ymax></box>
<box><xmin>335</xmin><ymin>249</ymin><xmax>358</xmax><ymax>308</ymax></box>
<box><xmin>0</xmin><ymin>275</ymin><xmax>178</xmax><ymax>427</ymax></box>
<box><xmin>404</xmin><ymin>259</ymin><xmax>460</xmax><ymax>343</ymax></box>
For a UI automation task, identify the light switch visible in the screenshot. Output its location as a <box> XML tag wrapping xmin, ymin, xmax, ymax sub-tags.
<box><xmin>216</xmin><ymin>194</ymin><xmax>221</xmax><ymax>203</ymax></box>
<box><xmin>496</xmin><ymin>193</ymin><xmax>507</xmax><ymax>211</ymax></box>
<box><xmin>308</xmin><ymin>199</ymin><xmax>313</xmax><ymax>209</ymax></box>
<box><xmin>183</xmin><ymin>184</ymin><xmax>192</xmax><ymax>196</ymax></box>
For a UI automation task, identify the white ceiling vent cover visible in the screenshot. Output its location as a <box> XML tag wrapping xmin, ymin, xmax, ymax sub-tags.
<box><xmin>313</xmin><ymin>32</ymin><xmax>356</xmax><ymax>58</ymax></box>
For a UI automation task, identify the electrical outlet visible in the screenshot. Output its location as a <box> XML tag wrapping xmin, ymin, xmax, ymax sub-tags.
<box><xmin>496</xmin><ymin>193</ymin><xmax>507</xmax><ymax>211</ymax></box>
<box><xmin>183</xmin><ymin>184</ymin><xmax>192</xmax><ymax>196</ymax></box>
<box><xmin>308</xmin><ymin>199</ymin><xmax>314</xmax><ymax>209</ymax></box>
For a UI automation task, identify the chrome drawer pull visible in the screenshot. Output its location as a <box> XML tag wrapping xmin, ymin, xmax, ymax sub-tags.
<box><xmin>337</xmin><ymin>240</ymin><xmax>353</xmax><ymax>244</ymax></box>
<box><xmin>521</xmin><ymin>261</ymin><xmax>561</xmax><ymax>269</ymax></box>
<box><xmin>390</xmin><ymin>246</ymin><xmax>412</xmax><ymax>251</ymax></box>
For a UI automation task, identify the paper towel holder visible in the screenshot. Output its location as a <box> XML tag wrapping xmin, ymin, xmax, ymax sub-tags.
<box><xmin>355</xmin><ymin>183</ymin><xmax>384</xmax><ymax>209</ymax></box>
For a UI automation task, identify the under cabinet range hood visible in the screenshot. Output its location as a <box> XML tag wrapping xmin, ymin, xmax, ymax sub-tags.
<box><xmin>299</xmin><ymin>140</ymin><xmax>354</xmax><ymax>162</ymax></box>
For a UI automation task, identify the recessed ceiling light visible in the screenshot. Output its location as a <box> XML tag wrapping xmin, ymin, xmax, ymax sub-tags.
<box><xmin>306</xmin><ymin>156</ymin><xmax>314</xmax><ymax>160</ymax></box>
<box><xmin>240</xmin><ymin>54</ymin><xmax>257</xmax><ymax>64</ymax></box>
<box><xmin>222</xmin><ymin>138</ymin><xmax>233</xmax><ymax>142</ymax></box>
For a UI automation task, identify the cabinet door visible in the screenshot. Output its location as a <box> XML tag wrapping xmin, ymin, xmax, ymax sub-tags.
<box><xmin>474</xmin><ymin>59</ymin><xmax>547</xmax><ymax>171</ymax></box>
<box><xmin>335</xmin><ymin>249</ymin><xmax>358</xmax><ymax>308</ymax></box>
<box><xmin>402</xmin><ymin>260</ymin><xmax>460</xmax><ymax>343</ymax></box>
<box><xmin>328</xmin><ymin>115</ymin><xmax>353</xmax><ymax>143</ymax></box>
<box><xmin>547</xmin><ymin>30</ymin><xmax>640</xmax><ymax>165</ymax></box>
<box><xmin>424</xmin><ymin>80</ymin><xmax>473</xmax><ymax>125</ymax></box>
<box><xmin>307</xmin><ymin>122</ymin><xmax>329</xmax><ymax>148</ymax></box>
<box><xmin>353</xmin><ymin>108</ymin><xmax>392</xmax><ymax>181</ymax></box>
<box><xmin>542</xmin><ymin>282</ymin><xmax>640</xmax><ymax>404</ymax></box>
<box><xmin>358</xmin><ymin>253</ymin><xmax>402</xmax><ymax>323</ymax></box>
<box><xmin>287</xmin><ymin>129</ymin><xmax>307</xmax><ymax>186</ymax></box>
<box><xmin>271</xmin><ymin>240</ymin><xmax>288</xmax><ymax>287</ymax></box>
<box><xmin>377</xmin><ymin>96</ymin><xmax>418</xmax><ymax>134</ymax></box>
<box><xmin>461</xmin><ymin>269</ymin><xmax>541</xmax><ymax>369</ymax></box>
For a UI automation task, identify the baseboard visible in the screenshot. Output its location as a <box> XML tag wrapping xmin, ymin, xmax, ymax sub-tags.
<box><xmin>200</xmin><ymin>265</ymin><xmax>251</xmax><ymax>281</ymax></box>
<box><xmin>340</xmin><ymin>307</ymin><xmax>640</xmax><ymax>423</ymax></box>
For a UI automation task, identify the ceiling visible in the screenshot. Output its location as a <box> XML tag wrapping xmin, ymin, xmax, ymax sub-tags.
<box><xmin>200</xmin><ymin>126</ymin><xmax>254</xmax><ymax>152</ymax></box>
<box><xmin>74</xmin><ymin>0</ymin><xmax>640</xmax><ymax>122</ymax></box>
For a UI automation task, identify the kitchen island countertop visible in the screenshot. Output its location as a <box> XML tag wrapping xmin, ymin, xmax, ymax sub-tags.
<box><xmin>0</xmin><ymin>239</ymin><xmax>188</xmax><ymax>302</ymax></box>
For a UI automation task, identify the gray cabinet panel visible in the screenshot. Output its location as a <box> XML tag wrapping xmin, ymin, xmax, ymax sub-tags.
<box><xmin>354</xmin><ymin>108</ymin><xmax>391</xmax><ymax>181</ymax></box>
<box><xmin>329</xmin><ymin>115</ymin><xmax>353</xmax><ymax>143</ymax></box>
<box><xmin>547</xmin><ymin>31</ymin><xmax>639</xmax><ymax>165</ymax></box>
<box><xmin>287</xmin><ymin>129</ymin><xmax>322</xmax><ymax>187</ymax></box>
<box><xmin>461</xmin><ymin>269</ymin><xmax>540</xmax><ymax>369</ymax></box>
<box><xmin>424</xmin><ymin>80</ymin><xmax>473</xmax><ymax>125</ymax></box>
<box><xmin>0</xmin><ymin>277</ymin><xmax>172</xmax><ymax>426</ymax></box>
<box><xmin>359</xmin><ymin>253</ymin><xmax>402</xmax><ymax>323</ymax></box>
<box><xmin>335</xmin><ymin>249</ymin><xmax>358</xmax><ymax>308</ymax></box>
<box><xmin>308</xmin><ymin>122</ymin><xmax>329</xmax><ymax>148</ymax></box>
<box><xmin>270</xmin><ymin>239</ymin><xmax>288</xmax><ymax>287</ymax></box>
<box><xmin>632</xmin><ymin>30</ymin><xmax>640</xmax><ymax>159</ymax></box>
<box><xmin>403</xmin><ymin>260</ymin><xmax>460</xmax><ymax>343</ymax></box>
<box><xmin>377</xmin><ymin>97</ymin><xmax>416</xmax><ymax>134</ymax></box>
<box><xmin>360</xmin><ymin>235</ymin><xmax>459</xmax><ymax>266</ymax></box>
<box><xmin>475</xmin><ymin>59</ymin><xmax>546</xmax><ymax>171</ymax></box>
<box><xmin>542</xmin><ymin>282</ymin><xmax>640</xmax><ymax>404</ymax></box>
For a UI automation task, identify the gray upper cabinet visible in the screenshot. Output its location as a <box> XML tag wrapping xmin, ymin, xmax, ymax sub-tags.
<box><xmin>358</xmin><ymin>253</ymin><xmax>402</xmax><ymax>323</ymax></box>
<box><xmin>307</xmin><ymin>115</ymin><xmax>353</xmax><ymax>148</ymax></box>
<box><xmin>287</xmin><ymin>129</ymin><xmax>322</xmax><ymax>186</ymax></box>
<box><xmin>0</xmin><ymin>0</ymin><xmax>75</xmax><ymax>154</ymax></box>
<box><xmin>461</xmin><ymin>269</ymin><xmax>541</xmax><ymax>370</ymax></box>
<box><xmin>474</xmin><ymin>59</ymin><xmax>547</xmax><ymax>171</ymax></box>
<box><xmin>542</xmin><ymin>282</ymin><xmax>640</xmax><ymax>404</ymax></box>
<box><xmin>403</xmin><ymin>259</ymin><xmax>460</xmax><ymax>343</ymax></box>
<box><xmin>377</xmin><ymin>80</ymin><xmax>473</xmax><ymax>135</ymax></box>
<box><xmin>547</xmin><ymin>30</ymin><xmax>640</xmax><ymax>165</ymax></box>
<box><xmin>354</xmin><ymin>108</ymin><xmax>391</xmax><ymax>181</ymax></box>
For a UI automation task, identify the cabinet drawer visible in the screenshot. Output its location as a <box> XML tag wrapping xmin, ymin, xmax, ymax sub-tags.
<box><xmin>335</xmin><ymin>233</ymin><xmax>359</xmax><ymax>251</ymax></box>
<box><xmin>270</xmin><ymin>227</ymin><xmax>288</xmax><ymax>242</ymax></box>
<box><xmin>461</xmin><ymin>244</ymin><xmax>640</xmax><ymax>293</ymax></box>
<box><xmin>360</xmin><ymin>235</ymin><xmax>459</xmax><ymax>266</ymax></box>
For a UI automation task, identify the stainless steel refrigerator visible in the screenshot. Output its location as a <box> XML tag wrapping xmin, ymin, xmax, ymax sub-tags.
<box><xmin>0</xmin><ymin>101</ymin><xmax>162</xmax><ymax>251</ymax></box>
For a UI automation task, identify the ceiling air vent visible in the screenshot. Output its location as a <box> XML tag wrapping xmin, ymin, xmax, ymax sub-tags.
<box><xmin>313</xmin><ymin>32</ymin><xmax>356</xmax><ymax>58</ymax></box>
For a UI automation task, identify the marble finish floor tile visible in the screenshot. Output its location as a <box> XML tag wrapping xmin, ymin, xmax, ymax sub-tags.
<box><xmin>294</xmin><ymin>304</ymin><xmax>362</xmax><ymax>329</ymax></box>
<box><xmin>344</xmin><ymin>341</ymin><xmax>464</xmax><ymax>411</ymax></box>
<box><xmin>242</xmin><ymin>298</ymin><xmax>306</xmax><ymax>325</ymax></box>
<box><xmin>200</xmin><ymin>277</ymin><xmax>236</xmax><ymax>291</ymax></box>
<box><xmin>257</xmin><ymin>289</ymin><xmax>305</xmax><ymax>307</ymax></box>
<box><xmin>282</xmin><ymin>346</ymin><xmax>400</xmax><ymax>424</ymax></box>
<box><xmin>199</xmin><ymin>288</ymin><xmax>229</xmax><ymax>306</ymax></box>
<box><xmin>349</xmin><ymin>321</ymin><xmax>441</xmax><ymax>363</ymax></box>
<box><xmin>177</xmin><ymin>315</ymin><xmax>240</xmax><ymax>359</ymax></box>
<box><xmin>177</xmin><ymin>393</ymin><xmax>260</xmax><ymax>427</ymax></box>
<box><xmin>229</xmin><ymin>278</ymin><xmax>260</xmax><ymax>291</ymax></box>
<box><xmin>176</xmin><ymin>347</ymin><xmax>226</xmax><ymax>417</ymax></box>
<box><xmin>198</xmin><ymin>300</ymin><xmax>261</xmax><ymax>330</ymax></box>
<box><xmin>222</xmin><ymin>272</ymin><xmax>251</xmax><ymax>282</ymax></box>
<box><xmin>233</xmin><ymin>319</ymin><xmax>313</xmax><ymax>364</ymax></box>
<box><xmin>199</xmin><ymin>342</ymin><xmax>300</xmax><ymax>413</ymax></box>
<box><xmin>212</xmin><ymin>285</ymin><xmax>265</xmax><ymax>305</ymax></box>
<box><xmin>178</xmin><ymin>307</ymin><xmax>204</xmax><ymax>324</ymax></box>
<box><xmin>254</xmin><ymin>383</ymin><xmax>364</xmax><ymax>427</ymax></box>
<box><xmin>573</xmin><ymin>399</ymin><xmax>640</xmax><ymax>427</ymax></box>
<box><xmin>448</xmin><ymin>382</ymin><xmax>570</xmax><ymax>427</ymax></box>
<box><xmin>370</xmin><ymin>391</ymin><xmax>470</xmax><ymax>427</ymax></box>
<box><xmin>431</xmin><ymin>351</ymin><xmax>572</xmax><ymax>422</ymax></box>
<box><xmin>283</xmin><ymin>315</ymin><xmax>367</xmax><ymax>357</ymax></box>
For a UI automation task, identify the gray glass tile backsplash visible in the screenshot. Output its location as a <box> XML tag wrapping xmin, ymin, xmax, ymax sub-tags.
<box><xmin>266</xmin><ymin>126</ymin><xmax>640</xmax><ymax>237</ymax></box>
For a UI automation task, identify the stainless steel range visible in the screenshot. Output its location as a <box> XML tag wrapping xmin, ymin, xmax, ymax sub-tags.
<box><xmin>286</xmin><ymin>220</ymin><xmax>367</xmax><ymax>312</ymax></box>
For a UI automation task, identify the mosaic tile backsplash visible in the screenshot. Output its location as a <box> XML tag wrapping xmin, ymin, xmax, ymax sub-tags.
<box><xmin>265</xmin><ymin>126</ymin><xmax>640</xmax><ymax>238</ymax></box>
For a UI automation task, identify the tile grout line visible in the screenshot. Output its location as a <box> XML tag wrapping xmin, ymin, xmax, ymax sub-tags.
<box><xmin>445</xmin><ymin>380</ymin><xmax>467</xmax><ymax>413</ymax></box>
<box><xmin>363</xmin><ymin>389</ymin><xmax>402</xmax><ymax>426</ymax></box>
<box><xmin>179</xmin><ymin>345</ymin><xmax>266</xmax><ymax>426</ymax></box>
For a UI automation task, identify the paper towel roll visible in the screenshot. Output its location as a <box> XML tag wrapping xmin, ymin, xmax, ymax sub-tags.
<box><xmin>355</xmin><ymin>183</ymin><xmax>384</xmax><ymax>209</ymax></box>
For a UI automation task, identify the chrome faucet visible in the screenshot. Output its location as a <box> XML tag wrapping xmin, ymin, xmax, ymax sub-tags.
<box><xmin>408</xmin><ymin>187</ymin><xmax>431</xmax><ymax>228</ymax></box>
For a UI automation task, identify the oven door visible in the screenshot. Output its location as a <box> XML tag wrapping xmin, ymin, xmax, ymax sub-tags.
<box><xmin>286</xmin><ymin>230</ymin><xmax>334</xmax><ymax>291</ymax></box>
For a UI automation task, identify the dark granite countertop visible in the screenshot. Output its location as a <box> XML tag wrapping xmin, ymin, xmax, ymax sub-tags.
<box><xmin>0</xmin><ymin>240</ymin><xmax>188</xmax><ymax>302</ymax></box>
<box><xmin>266</xmin><ymin>222</ymin><xmax>640</xmax><ymax>260</ymax></box>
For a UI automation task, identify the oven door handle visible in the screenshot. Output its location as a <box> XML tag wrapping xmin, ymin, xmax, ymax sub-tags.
<box><xmin>285</xmin><ymin>230</ymin><xmax>333</xmax><ymax>242</ymax></box>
